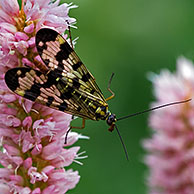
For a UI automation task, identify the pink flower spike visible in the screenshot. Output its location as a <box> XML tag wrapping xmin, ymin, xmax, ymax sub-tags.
<box><xmin>23</xmin><ymin>158</ymin><xmax>32</xmax><ymax>169</ymax></box>
<box><xmin>0</xmin><ymin>0</ymin><xmax>85</xmax><ymax>193</ymax></box>
<box><xmin>143</xmin><ymin>57</ymin><xmax>194</xmax><ymax>194</ymax></box>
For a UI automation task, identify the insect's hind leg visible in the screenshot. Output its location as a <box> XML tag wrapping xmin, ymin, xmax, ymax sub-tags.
<box><xmin>64</xmin><ymin>118</ymin><xmax>86</xmax><ymax>144</ymax></box>
<box><xmin>66</xmin><ymin>20</ymin><xmax>74</xmax><ymax>49</ymax></box>
<box><xmin>105</xmin><ymin>73</ymin><xmax>115</xmax><ymax>101</ymax></box>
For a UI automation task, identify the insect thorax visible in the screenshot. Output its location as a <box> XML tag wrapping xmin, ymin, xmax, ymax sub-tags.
<box><xmin>95</xmin><ymin>106</ymin><xmax>109</xmax><ymax>120</ymax></box>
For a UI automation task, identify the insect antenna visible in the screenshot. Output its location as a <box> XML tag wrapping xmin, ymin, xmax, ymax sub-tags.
<box><xmin>117</xmin><ymin>98</ymin><xmax>191</xmax><ymax>121</ymax></box>
<box><xmin>115</xmin><ymin>124</ymin><xmax>129</xmax><ymax>161</ymax></box>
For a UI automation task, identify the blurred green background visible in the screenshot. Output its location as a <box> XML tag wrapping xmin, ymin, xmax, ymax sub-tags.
<box><xmin>62</xmin><ymin>0</ymin><xmax>194</xmax><ymax>194</ymax></box>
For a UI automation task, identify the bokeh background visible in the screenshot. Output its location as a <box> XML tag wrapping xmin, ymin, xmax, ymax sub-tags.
<box><xmin>63</xmin><ymin>0</ymin><xmax>194</xmax><ymax>193</ymax></box>
<box><xmin>56</xmin><ymin>0</ymin><xmax>194</xmax><ymax>193</ymax></box>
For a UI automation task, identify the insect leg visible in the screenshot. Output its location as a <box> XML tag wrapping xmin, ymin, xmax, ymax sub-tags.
<box><xmin>105</xmin><ymin>73</ymin><xmax>115</xmax><ymax>101</ymax></box>
<box><xmin>66</xmin><ymin>20</ymin><xmax>74</xmax><ymax>49</ymax></box>
<box><xmin>64</xmin><ymin>118</ymin><xmax>86</xmax><ymax>144</ymax></box>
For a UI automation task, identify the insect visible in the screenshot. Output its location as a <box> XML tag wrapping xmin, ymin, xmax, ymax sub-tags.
<box><xmin>5</xmin><ymin>28</ymin><xmax>191</xmax><ymax>160</ymax></box>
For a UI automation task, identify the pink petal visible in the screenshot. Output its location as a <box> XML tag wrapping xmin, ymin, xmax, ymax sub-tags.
<box><xmin>31</xmin><ymin>144</ymin><xmax>42</xmax><ymax>155</ymax></box>
<box><xmin>42</xmin><ymin>165</ymin><xmax>55</xmax><ymax>175</ymax></box>
<box><xmin>15</xmin><ymin>32</ymin><xmax>29</xmax><ymax>41</ymax></box>
<box><xmin>33</xmin><ymin>119</ymin><xmax>44</xmax><ymax>129</ymax></box>
<box><xmin>0</xmin><ymin>168</ymin><xmax>13</xmax><ymax>178</ymax></box>
<box><xmin>41</xmin><ymin>141</ymin><xmax>63</xmax><ymax>160</ymax></box>
<box><xmin>0</xmin><ymin>9</ymin><xmax>13</xmax><ymax>23</ymax></box>
<box><xmin>24</xmin><ymin>23</ymin><xmax>35</xmax><ymax>34</ymax></box>
<box><xmin>0</xmin><ymin>22</ymin><xmax>17</xmax><ymax>33</ymax></box>
<box><xmin>0</xmin><ymin>93</ymin><xmax>17</xmax><ymax>103</ymax></box>
<box><xmin>14</xmin><ymin>40</ymin><xmax>29</xmax><ymax>56</ymax></box>
<box><xmin>0</xmin><ymin>0</ymin><xmax>19</xmax><ymax>16</ymax></box>
<box><xmin>12</xmin><ymin>156</ymin><xmax>23</xmax><ymax>165</ymax></box>
<box><xmin>42</xmin><ymin>185</ymin><xmax>56</xmax><ymax>194</ymax></box>
<box><xmin>9</xmin><ymin>175</ymin><xmax>23</xmax><ymax>185</ymax></box>
<box><xmin>0</xmin><ymin>183</ymin><xmax>11</xmax><ymax>194</ymax></box>
<box><xmin>51</xmin><ymin>147</ymin><xmax>80</xmax><ymax>167</ymax></box>
<box><xmin>3</xmin><ymin>144</ymin><xmax>20</xmax><ymax>155</ymax></box>
<box><xmin>23</xmin><ymin>99</ymin><xmax>33</xmax><ymax>113</ymax></box>
<box><xmin>28</xmin><ymin>36</ymin><xmax>35</xmax><ymax>47</ymax></box>
<box><xmin>28</xmin><ymin>167</ymin><xmax>48</xmax><ymax>184</ymax></box>
<box><xmin>32</xmin><ymin>188</ymin><xmax>41</xmax><ymax>194</ymax></box>
<box><xmin>22</xmin><ymin>57</ymin><xmax>34</xmax><ymax>67</ymax></box>
<box><xmin>0</xmin><ymin>115</ymin><xmax>21</xmax><ymax>127</ymax></box>
<box><xmin>23</xmin><ymin>157</ymin><xmax>32</xmax><ymax>169</ymax></box>
<box><xmin>22</xmin><ymin>116</ymin><xmax>32</xmax><ymax>128</ymax></box>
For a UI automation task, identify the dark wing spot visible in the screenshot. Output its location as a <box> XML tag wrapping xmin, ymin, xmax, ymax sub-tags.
<box><xmin>91</xmin><ymin>89</ymin><xmax>95</xmax><ymax>94</ymax></box>
<box><xmin>82</xmin><ymin>72</ymin><xmax>91</xmax><ymax>82</ymax></box>
<box><xmin>43</xmin><ymin>59</ymin><xmax>50</xmax><ymax>66</ymax></box>
<box><xmin>24</xmin><ymin>84</ymin><xmax>41</xmax><ymax>101</ymax></box>
<box><xmin>55</xmin><ymin>50</ymin><xmax>69</xmax><ymax>62</ymax></box>
<box><xmin>46</xmin><ymin>96</ymin><xmax>54</xmax><ymax>106</ymax></box>
<box><xmin>73</xmin><ymin>61</ymin><xmax>82</xmax><ymax>71</ymax></box>
<box><xmin>5</xmin><ymin>67</ymin><xmax>31</xmax><ymax>91</ymax></box>
<box><xmin>58</xmin><ymin>101</ymin><xmax>68</xmax><ymax>111</ymax></box>
<box><xmin>60</xmin><ymin>42</ymin><xmax>73</xmax><ymax>53</ymax></box>
<box><xmin>72</xmin><ymin>77</ymin><xmax>81</xmax><ymax>89</ymax></box>
<box><xmin>63</xmin><ymin>88</ymin><xmax>73</xmax><ymax>99</ymax></box>
<box><xmin>36</xmin><ymin>28</ymin><xmax>58</xmax><ymax>44</ymax></box>
<box><xmin>43</xmin><ymin>71</ymin><xmax>57</xmax><ymax>88</ymax></box>
<box><xmin>77</xmin><ymin>106</ymin><xmax>81</xmax><ymax>111</ymax></box>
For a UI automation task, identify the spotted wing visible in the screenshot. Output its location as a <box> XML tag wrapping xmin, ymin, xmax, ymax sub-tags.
<box><xmin>4</xmin><ymin>67</ymin><xmax>102</xmax><ymax>120</ymax></box>
<box><xmin>36</xmin><ymin>28</ymin><xmax>106</xmax><ymax>102</ymax></box>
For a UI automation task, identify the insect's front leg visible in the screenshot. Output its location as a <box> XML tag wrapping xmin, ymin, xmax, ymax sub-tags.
<box><xmin>65</xmin><ymin>118</ymin><xmax>86</xmax><ymax>144</ymax></box>
<box><xmin>105</xmin><ymin>73</ymin><xmax>115</xmax><ymax>101</ymax></box>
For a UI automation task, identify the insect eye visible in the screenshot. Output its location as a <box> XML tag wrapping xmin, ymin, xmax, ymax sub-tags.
<box><xmin>106</xmin><ymin>114</ymin><xmax>116</xmax><ymax>125</ymax></box>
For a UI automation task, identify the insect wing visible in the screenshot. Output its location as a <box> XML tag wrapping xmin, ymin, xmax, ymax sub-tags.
<box><xmin>35</xmin><ymin>28</ymin><xmax>106</xmax><ymax>102</ymax></box>
<box><xmin>4</xmin><ymin>67</ymin><xmax>98</xmax><ymax>119</ymax></box>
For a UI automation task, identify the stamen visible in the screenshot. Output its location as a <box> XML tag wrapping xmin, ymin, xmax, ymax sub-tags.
<box><xmin>73</xmin><ymin>160</ymin><xmax>83</xmax><ymax>165</ymax></box>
